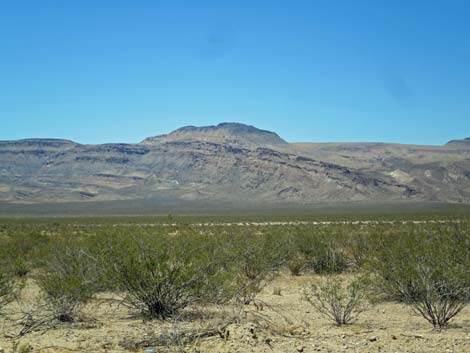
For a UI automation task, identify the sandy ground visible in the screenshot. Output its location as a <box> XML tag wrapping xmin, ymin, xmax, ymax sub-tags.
<box><xmin>1</xmin><ymin>273</ymin><xmax>469</xmax><ymax>353</ymax></box>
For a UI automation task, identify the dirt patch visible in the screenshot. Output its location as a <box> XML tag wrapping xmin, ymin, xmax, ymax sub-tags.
<box><xmin>1</xmin><ymin>273</ymin><xmax>469</xmax><ymax>353</ymax></box>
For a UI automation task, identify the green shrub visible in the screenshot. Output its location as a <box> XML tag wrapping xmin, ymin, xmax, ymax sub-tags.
<box><xmin>36</xmin><ymin>245</ymin><xmax>100</xmax><ymax>322</ymax></box>
<box><xmin>310</xmin><ymin>241</ymin><xmax>348</xmax><ymax>274</ymax></box>
<box><xmin>109</xmin><ymin>234</ymin><xmax>235</xmax><ymax>319</ymax></box>
<box><xmin>287</xmin><ymin>231</ymin><xmax>349</xmax><ymax>275</ymax></box>
<box><xmin>287</xmin><ymin>253</ymin><xmax>307</xmax><ymax>276</ymax></box>
<box><xmin>228</xmin><ymin>232</ymin><xmax>286</xmax><ymax>304</ymax></box>
<box><xmin>367</xmin><ymin>225</ymin><xmax>470</xmax><ymax>328</ymax></box>
<box><xmin>0</xmin><ymin>231</ymin><xmax>50</xmax><ymax>278</ymax></box>
<box><xmin>348</xmin><ymin>233</ymin><xmax>373</xmax><ymax>269</ymax></box>
<box><xmin>0</xmin><ymin>269</ymin><xmax>16</xmax><ymax>311</ymax></box>
<box><xmin>11</xmin><ymin>258</ymin><xmax>30</xmax><ymax>278</ymax></box>
<box><xmin>304</xmin><ymin>276</ymin><xmax>368</xmax><ymax>326</ymax></box>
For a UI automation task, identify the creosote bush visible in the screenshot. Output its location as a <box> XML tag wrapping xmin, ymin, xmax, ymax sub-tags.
<box><xmin>36</xmin><ymin>244</ymin><xmax>100</xmax><ymax>322</ymax></box>
<box><xmin>0</xmin><ymin>269</ymin><xmax>17</xmax><ymax>311</ymax></box>
<box><xmin>368</xmin><ymin>225</ymin><xmax>470</xmax><ymax>329</ymax></box>
<box><xmin>227</xmin><ymin>231</ymin><xmax>287</xmax><ymax>304</ymax></box>
<box><xmin>304</xmin><ymin>276</ymin><xmax>368</xmax><ymax>326</ymax></box>
<box><xmin>1</xmin><ymin>218</ymin><xmax>469</xmax><ymax>333</ymax></box>
<box><xmin>286</xmin><ymin>231</ymin><xmax>349</xmax><ymax>276</ymax></box>
<box><xmin>0</xmin><ymin>231</ymin><xmax>50</xmax><ymax>278</ymax></box>
<box><xmin>108</xmin><ymin>233</ymin><xmax>236</xmax><ymax>319</ymax></box>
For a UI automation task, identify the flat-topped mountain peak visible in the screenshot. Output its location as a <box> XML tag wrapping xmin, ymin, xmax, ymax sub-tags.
<box><xmin>0</xmin><ymin>138</ymin><xmax>78</xmax><ymax>151</ymax></box>
<box><xmin>446</xmin><ymin>137</ymin><xmax>470</xmax><ymax>146</ymax></box>
<box><xmin>142</xmin><ymin>122</ymin><xmax>287</xmax><ymax>147</ymax></box>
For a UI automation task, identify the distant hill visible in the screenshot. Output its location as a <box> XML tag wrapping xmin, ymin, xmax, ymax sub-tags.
<box><xmin>142</xmin><ymin>122</ymin><xmax>287</xmax><ymax>147</ymax></box>
<box><xmin>446</xmin><ymin>137</ymin><xmax>470</xmax><ymax>146</ymax></box>
<box><xmin>0</xmin><ymin>123</ymin><xmax>469</xmax><ymax>206</ymax></box>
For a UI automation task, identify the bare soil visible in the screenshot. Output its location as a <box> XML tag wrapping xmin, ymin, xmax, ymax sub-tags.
<box><xmin>1</xmin><ymin>273</ymin><xmax>469</xmax><ymax>353</ymax></box>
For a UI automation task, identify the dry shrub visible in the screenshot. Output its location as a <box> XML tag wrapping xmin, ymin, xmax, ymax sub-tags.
<box><xmin>304</xmin><ymin>276</ymin><xmax>368</xmax><ymax>326</ymax></box>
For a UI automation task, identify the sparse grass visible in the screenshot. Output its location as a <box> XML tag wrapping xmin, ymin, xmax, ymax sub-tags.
<box><xmin>12</xmin><ymin>342</ymin><xmax>33</xmax><ymax>353</ymax></box>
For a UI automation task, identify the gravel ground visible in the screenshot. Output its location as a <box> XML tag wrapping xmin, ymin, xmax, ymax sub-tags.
<box><xmin>1</xmin><ymin>273</ymin><xmax>469</xmax><ymax>353</ymax></box>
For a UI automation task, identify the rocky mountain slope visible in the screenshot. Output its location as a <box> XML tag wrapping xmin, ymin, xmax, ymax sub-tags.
<box><xmin>0</xmin><ymin>123</ymin><xmax>469</xmax><ymax>204</ymax></box>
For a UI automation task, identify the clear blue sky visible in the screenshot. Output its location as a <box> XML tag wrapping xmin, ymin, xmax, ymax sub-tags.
<box><xmin>1</xmin><ymin>0</ymin><xmax>469</xmax><ymax>145</ymax></box>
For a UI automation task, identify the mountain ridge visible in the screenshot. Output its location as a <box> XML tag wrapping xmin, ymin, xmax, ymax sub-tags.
<box><xmin>2</xmin><ymin>125</ymin><xmax>467</xmax><ymax>147</ymax></box>
<box><xmin>0</xmin><ymin>123</ymin><xmax>469</xmax><ymax>205</ymax></box>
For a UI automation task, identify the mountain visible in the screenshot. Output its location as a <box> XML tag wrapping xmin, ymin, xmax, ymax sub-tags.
<box><xmin>0</xmin><ymin>123</ymin><xmax>469</xmax><ymax>206</ymax></box>
<box><xmin>446</xmin><ymin>137</ymin><xmax>470</xmax><ymax>147</ymax></box>
<box><xmin>142</xmin><ymin>123</ymin><xmax>287</xmax><ymax>147</ymax></box>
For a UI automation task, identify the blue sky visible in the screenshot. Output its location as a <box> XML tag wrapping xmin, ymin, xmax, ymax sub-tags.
<box><xmin>1</xmin><ymin>0</ymin><xmax>469</xmax><ymax>145</ymax></box>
